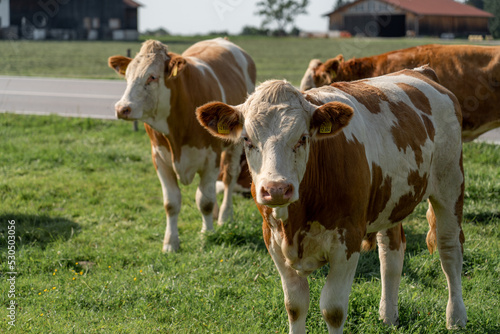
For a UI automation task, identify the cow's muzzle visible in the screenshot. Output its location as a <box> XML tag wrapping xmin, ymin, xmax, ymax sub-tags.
<box><xmin>260</xmin><ymin>181</ymin><xmax>294</xmax><ymax>207</ymax></box>
<box><xmin>115</xmin><ymin>105</ymin><xmax>132</xmax><ymax>120</ymax></box>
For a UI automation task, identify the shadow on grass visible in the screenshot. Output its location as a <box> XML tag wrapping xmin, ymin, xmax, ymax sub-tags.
<box><xmin>206</xmin><ymin>212</ymin><xmax>468</xmax><ymax>292</ymax></box>
<box><xmin>203</xmin><ymin>221</ymin><xmax>267</xmax><ymax>252</ymax></box>
<box><xmin>207</xmin><ymin>218</ymin><xmax>435</xmax><ymax>283</ymax></box>
<box><xmin>312</xmin><ymin>225</ymin><xmax>438</xmax><ymax>288</ymax></box>
<box><xmin>464</xmin><ymin>210</ymin><xmax>500</xmax><ymax>225</ymax></box>
<box><xmin>0</xmin><ymin>213</ymin><xmax>80</xmax><ymax>250</ymax></box>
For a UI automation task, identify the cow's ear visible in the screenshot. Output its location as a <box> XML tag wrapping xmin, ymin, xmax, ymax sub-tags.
<box><xmin>322</xmin><ymin>55</ymin><xmax>344</xmax><ymax>80</ymax></box>
<box><xmin>165</xmin><ymin>53</ymin><xmax>187</xmax><ymax>79</ymax></box>
<box><xmin>196</xmin><ymin>102</ymin><xmax>243</xmax><ymax>141</ymax></box>
<box><xmin>310</xmin><ymin>101</ymin><xmax>353</xmax><ymax>139</ymax></box>
<box><xmin>108</xmin><ymin>56</ymin><xmax>132</xmax><ymax>76</ymax></box>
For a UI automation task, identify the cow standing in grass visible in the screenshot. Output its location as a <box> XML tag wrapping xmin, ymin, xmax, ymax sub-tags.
<box><xmin>300</xmin><ymin>44</ymin><xmax>499</xmax><ymax>267</ymax></box>
<box><xmin>108</xmin><ymin>38</ymin><xmax>256</xmax><ymax>252</ymax></box>
<box><xmin>300</xmin><ymin>44</ymin><xmax>500</xmax><ymax>141</ymax></box>
<box><xmin>197</xmin><ymin>66</ymin><xmax>466</xmax><ymax>333</ymax></box>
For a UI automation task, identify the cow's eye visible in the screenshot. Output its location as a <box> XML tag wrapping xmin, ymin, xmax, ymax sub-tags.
<box><xmin>294</xmin><ymin>135</ymin><xmax>308</xmax><ymax>152</ymax></box>
<box><xmin>243</xmin><ymin>136</ymin><xmax>254</xmax><ymax>150</ymax></box>
<box><xmin>146</xmin><ymin>75</ymin><xmax>159</xmax><ymax>85</ymax></box>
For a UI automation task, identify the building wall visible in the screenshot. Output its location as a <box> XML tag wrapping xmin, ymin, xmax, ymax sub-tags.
<box><xmin>328</xmin><ymin>0</ymin><xmax>407</xmax><ymax>36</ymax></box>
<box><xmin>418</xmin><ymin>16</ymin><xmax>490</xmax><ymax>37</ymax></box>
<box><xmin>328</xmin><ymin>12</ymin><xmax>344</xmax><ymax>31</ymax></box>
<box><xmin>8</xmin><ymin>0</ymin><xmax>138</xmax><ymax>40</ymax></box>
<box><xmin>328</xmin><ymin>6</ymin><xmax>491</xmax><ymax>37</ymax></box>
<box><xmin>0</xmin><ymin>0</ymin><xmax>10</xmax><ymax>28</ymax></box>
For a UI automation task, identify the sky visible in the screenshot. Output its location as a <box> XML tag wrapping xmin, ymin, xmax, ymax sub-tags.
<box><xmin>137</xmin><ymin>0</ymin><xmax>336</xmax><ymax>35</ymax></box>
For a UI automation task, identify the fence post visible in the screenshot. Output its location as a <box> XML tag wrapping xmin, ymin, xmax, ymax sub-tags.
<box><xmin>127</xmin><ymin>48</ymin><xmax>139</xmax><ymax>132</ymax></box>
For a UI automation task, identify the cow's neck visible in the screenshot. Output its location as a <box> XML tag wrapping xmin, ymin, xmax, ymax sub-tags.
<box><xmin>163</xmin><ymin>73</ymin><xmax>218</xmax><ymax>163</ymax></box>
<box><xmin>338</xmin><ymin>57</ymin><xmax>375</xmax><ymax>81</ymax></box>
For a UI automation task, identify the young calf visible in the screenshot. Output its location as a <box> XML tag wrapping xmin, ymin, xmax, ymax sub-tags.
<box><xmin>109</xmin><ymin>38</ymin><xmax>256</xmax><ymax>252</ymax></box>
<box><xmin>197</xmin><ymin>66</ymin><xmax>466</xmax><ymax>333</ymax></box>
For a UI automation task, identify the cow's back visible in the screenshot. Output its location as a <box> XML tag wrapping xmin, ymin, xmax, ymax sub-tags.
<box><xmin>182</xmin><ymin>38</ymin><xmax>256</xmax><ymax>105</ymax></box>
<box><xmin>425</xmin><ymin>45</ymin><xmax>500</xmax><ymax>139</ymax></box>
<box><xmin>371</xmin><ymin>44</ymin><xmax>500</xmax><ymax>140</ymax></box>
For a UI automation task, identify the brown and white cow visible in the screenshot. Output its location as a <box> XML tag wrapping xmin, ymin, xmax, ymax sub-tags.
<box><xmin>108</xmin><ymin>38</ymin><xmax>256</xmax><ymax>252</ymax></box>
<box><xmin>300</xmin><ymin>44</ymin><xmax>500</xmax><ymax>141</ymax></box>
<box><xmin>197</xmin><ymin>66</ymin><xmax>466</xmax><ymax>333</ymax></box>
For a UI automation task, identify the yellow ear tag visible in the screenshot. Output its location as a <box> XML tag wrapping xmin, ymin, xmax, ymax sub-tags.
<box><xmin>330</xmin><ymin>70</ymin><xmax>337</xmax><ymax>80</ymax></box>
<box><xmin>319</xmin><ymin>121</ymin><xmax>332</xmax><ymax>134</ymax></box>
<box><xmin>217</xmin><ymin>121</ymin><xmax>230</xmax><ymax>134</ymax></box>
<box><xmin>172</xmin><ymin>65</ymin><xmax>178</xmax><ymax>77</ymax></box>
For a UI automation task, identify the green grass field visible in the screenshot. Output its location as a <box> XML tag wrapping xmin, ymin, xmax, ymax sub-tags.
<box><xmin>1</xmin><ymin>37</ymin><xmax>499</xmax><ymax>333</ymax></box>
<box><xmin>0</xmin><ymin>36</ymin><xmax>489</xmax><ymax>85</ymax></box>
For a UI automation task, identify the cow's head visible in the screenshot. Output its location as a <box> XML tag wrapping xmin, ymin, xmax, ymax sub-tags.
<box><xmin>108</xmin><ymin>40</ymin><xmax>187</xmax><ymax>126</ymax></box>
<box><xmin>299</xmin><ymin>55</ymin><xmax>344</xmax><ymax>91</ymax></box>
<box><xmin>197</xmin><ymin>80</ymin><xmax>353</xmax><ymax>208</ymax></box>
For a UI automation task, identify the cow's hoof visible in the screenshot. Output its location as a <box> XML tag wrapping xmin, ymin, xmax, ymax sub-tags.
<box><xmin>162</xmin><ymin>241</ymin><xmax>180</xmax><ymax>253</ymax></box>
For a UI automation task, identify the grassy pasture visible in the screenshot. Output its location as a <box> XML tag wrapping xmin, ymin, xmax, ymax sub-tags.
<box><xmin>0</xmin><ymin>37</ymin><xmax>499</xmax><ymax>333</ymax></box>
<box><xmin>0</xmin><ymin>36</ymin><xmax>486</xmax><ymax>85</ymax></box>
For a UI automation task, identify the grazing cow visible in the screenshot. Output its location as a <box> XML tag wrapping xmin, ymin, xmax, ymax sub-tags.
<box><xmin>300</xmin><ymin>44</ymin><xmax>500</xmax><ymax>141</ymax></box>
<box><xmin>197</xmin><ymin>66</ymin><xmax>466</xmax><ymax>333</ymax></box>
<box><xmin>108</xmin><ymin>38</ymin><xmax>256</xmax><ymax>252</ymax></box>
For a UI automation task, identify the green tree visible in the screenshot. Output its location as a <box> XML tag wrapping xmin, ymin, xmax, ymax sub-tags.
<box><xmin>484</xmin><ymin>0</ymin><xmax>500</xmax><ymax>38</ymax></box>
<box><xmin>465</xmin><ymin>0</ymin><xmax>484</xmax><ymax>10</ymax></box>
<box><xmin>255</xmin><ymin>0</ymin><xmax>309</xmax><ymax>34</ymax></box>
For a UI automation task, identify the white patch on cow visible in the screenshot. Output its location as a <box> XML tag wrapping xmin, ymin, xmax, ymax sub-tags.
<box><xmin>272</xmin><ymin>207</ymin><xmax>289</xmax><ymax>221</ymax></box>
<box><xmin>188</xmin><ymin>57</ymin><xmax>227</xmax><ymax>103</ymax></box>
<box><xmin>154</xmin><ymin>143</ymin><xmax>218</xmax><ymax>187</ymax></box>
<box><xmin>142</xmin><ymin>82</ymin><xmax>171</xmax><ymax>135</ymax></box>
<box><xmin>275</xmin><ymin>221</ymin><xmax>345</xmax><ymax>277</ymax></box>
<box><xmin>377</xmin><ymin>230</ymin><xmax>405</xmax><ymax>325</ymax></box>
<box><xmin>172</xmin><ymin>145</ymin><xmax>218</xmax><ymax>186</ymax></box>
<box><xmin>152</xmin><ymin>144</ymin><xmax>181</xmax><ymax>252</ymax></box>
<box><xmin>152</xmin><ymin>144</ymin><xmax>175</xmax><ymax>203</ymax></box>
<box><xmin>214</xmin><ymin>37</ymin><xmax>255</xmax><ymax>94</ymax></box>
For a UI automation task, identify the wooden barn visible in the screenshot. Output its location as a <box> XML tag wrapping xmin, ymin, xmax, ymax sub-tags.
<box><xmin>325</xmin><ymin>0</ymin><xmax>493</xmax><ymax>38</ymax></box>
<box><xmin>7</xmin><ymin>0</ymin><xmax>141</xmax><ymax>40</ymax></box>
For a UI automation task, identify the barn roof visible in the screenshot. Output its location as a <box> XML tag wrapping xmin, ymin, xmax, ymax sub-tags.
<box><xmin>123</xmin><ymin>0</ymin><xmax>142</xmax><ymax>8</ymax></box>
<box><xmin>384</xmin><ymin>0</ymin><xmax>493</xmax><ymax>17</ymax></box>
<box><xmin>326</xmin><ymin>0</ymin><xmax>494</xmax><ymax>18</ymax></box>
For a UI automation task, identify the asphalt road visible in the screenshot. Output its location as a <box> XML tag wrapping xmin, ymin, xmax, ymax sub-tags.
<box><xmin>0</xmin><ymin>76</ymin><xmax>125</xmax><ymax>119</ymax></box>
<box><xmin>0</xmin><ymin>75</ymin><xmax>499</xmax><ymax>144</ymax></box>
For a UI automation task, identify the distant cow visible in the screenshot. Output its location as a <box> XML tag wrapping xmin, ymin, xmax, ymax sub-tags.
<box><xmin>300</xmin><ymin>44</ymin><xmax>500</xmax><ymax>141</ymax></box>
<box><xmin>197</xmin><ymin>67</ymin><xmax>466</xmax><ymax>332</ymax></box>
<box><xmin>109</xmin><ymin>38</ymin><xmax>256</xmax><ymax>252</ymax></box>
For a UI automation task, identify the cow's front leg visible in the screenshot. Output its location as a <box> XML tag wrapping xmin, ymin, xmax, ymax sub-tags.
<box><xmin>218</xmin><ymin>142</ymin><xmax>243</xmax><ymax>225</ymax></box>
<box><xmin>321</xmin><ymin>248</ymin><xmax>360</xmax><ymax>334</ymax></box>
<box><xmin>268</xmin><ymin>242</ymin><xmax>309</xmax><ymax>334</ymax></box>
<box><xmin>196</xmin><ymin>166</ymin><xmax>218</xmax><ymax>233</ymax></box>
<box><xmin>153</xmin><ymin>146</ymin><xmax>182</xmax><ymax>253</ymax></box>
<box><xmin>377</xmin><ymin>224</ymin><xmax>406</xmax><ymax>326</ymax></box>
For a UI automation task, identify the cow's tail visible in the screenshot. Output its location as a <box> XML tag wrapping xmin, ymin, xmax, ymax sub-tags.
<box><xmin>361</xmin><ymin>233</ymin><xmax>377</xmax><ymax>252</ymax></box>
<box><xmin>425</xmin><ymin>199</ymin><xmax>438</xmax><ymax>254</ymax></box>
